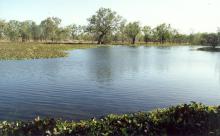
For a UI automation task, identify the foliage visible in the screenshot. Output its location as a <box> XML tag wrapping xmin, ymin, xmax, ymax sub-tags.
<box><xmin>0</xmin><ymin>19</ymin><xmax>6</xmax><ymax>39</ymax></box>
<box><xmin>87</xmin><ymin>8</ymin><xmax>122</xmax><ymax>44</ymax></box>
<box><xmin>5</xmin><ymin>20</ymin><xmax>21</xmax><ymax>41</ymax></box>
<box><xmin>0</xmin><ymin>102</ymin><xmax>220</xmax><ymax>136</ymax></box>
<box><xmin>201</xmin><ymin>33</ymin><xmax>219</xmax><ymax>48</ymax></box>
<box><xmin>124</xmin><ymin>22</ymin><xmax>141</xmax><ymax>44</ymax></box>
<box><xmin>20</xmin><ymin>21</ymin><xmax>33</xmax><ymax>42</ymax></box>
<box><xmin>0</xmin><ymin>8</ymin><xmax>219</xmax><ymax>45</ymax></box>
<box><xmin>40</xmin><ymin>17</ymin><xmax>61</xmax><ymax>41</ymax></box>
<box><xmin>153</xmin><ymin>23</ymin><xmax>172</xmax><ymax>43</ymax></box>
<box><xmin>142</xmin><ymin>26</ymin><xmax>152</xmax><ymax>43</ymax></box>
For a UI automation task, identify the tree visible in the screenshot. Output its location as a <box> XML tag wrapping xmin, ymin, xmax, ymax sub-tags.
<box><xmin>40</xmin><ymin>17</ymin><xmax>61</xmax><ymax>41</ymax></box>
<box><xmin>0</xmin><ymin>20</ymin><xmax>6</xmax><ymax>39</ymax></box>
<box><xmin>124</xmin><ymin>22</ymin><xmax>141</xmax><ymax>44</ymax></box>
<box><xmin>5</xmin><ymin>20</ymin><xmax>21</xmax><ymax>41</ymax></box>
<box><xmin>217</xmin><ymin>28</ymin><xmax>220</xmax><ymax>44</ymax></box>
<box><xmin>203</xmin><ymin>33</ymin><xmax>219</xmax><ymax>48</ymax></box>
<box><xmin>77</xmin><ymin>25</ymin><xmax>87</xmax><ymax>40</ymax></box>
<box><xmin>55</xmin><ymin>27</ymin><xmax>71</xmax><ymax>41</ymax></box>
<box><xmin>20</xmin><ymin>21</ymin><xmax>33</xmax><ymax>42</ymax></box>
<box><xmin>31</xmin><ymin>22</ymin><xmax>42</xmax><ymax>41</ymax></box>
<box><xmin>87</xmin><ymin>8</ymin><xmax>122</xmax><ymax>44</ymax></box>
<box><xmin>66</xmin><ymin>24</ymin><xmax>78</xmax><ymax>40</ymax></box>
<box><xmin>142</xmin><ymin>26</ymin><xmax>152</xmax><ymax>43</ymax></box>
<box><xmin>153</xmin><ymin>23</ymin><xmax>172</xmax><ymax>43</ymax></box>
<box><xmin>118</xmin><ymin>19</ymin><xmax>127</xmax><ymax>43</ymax></box>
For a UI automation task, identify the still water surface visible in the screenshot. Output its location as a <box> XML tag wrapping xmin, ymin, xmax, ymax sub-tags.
<box><xmin>0</xmin><ymin>46</ymin><xmax>220</xmax><ymax>120</ymax></box>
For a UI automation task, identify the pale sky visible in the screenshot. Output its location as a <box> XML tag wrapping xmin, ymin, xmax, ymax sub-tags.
<box><xmin>0</xmin><ymin>0</ymin><xmax>220</xmax><ymax>34</ymax></box>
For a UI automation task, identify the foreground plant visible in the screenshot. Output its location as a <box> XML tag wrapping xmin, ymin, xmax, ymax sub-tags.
<box><xmin>0</xmin><ymin>102</ymin><xmax>220</xmax><ymax>136</ymax></box>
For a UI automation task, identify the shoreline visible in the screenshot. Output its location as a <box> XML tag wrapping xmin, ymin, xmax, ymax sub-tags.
<box><xmin>0</xmin><ymin>42</ymin><xmax>196</xmax><ymax>61</ymax></box>
<box><xmin>197</xmin><ymin>47</ymin><xmax>220</xmax><ymax>52</ymax></box>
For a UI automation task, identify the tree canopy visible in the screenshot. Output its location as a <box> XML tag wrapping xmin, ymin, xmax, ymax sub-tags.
<box><xmin>124</xmin><ymin>22</ymin><xmax>141</xmax><ymax>44</ymax></box>
<box><xmin>0</xmin><ymin>7</ymin><xmax>219</xmax><ymax>45</ymax></box>
<box><xmin>87</xmin><ymin>8</ymin><xmax>122</xmax><ymax>44</ymax></box>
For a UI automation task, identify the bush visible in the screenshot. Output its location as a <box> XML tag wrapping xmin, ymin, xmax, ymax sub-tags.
<box><xmin>0</xmin><ymin>102</ymin><xmax>220</xmax><ymax>136</ymax></box>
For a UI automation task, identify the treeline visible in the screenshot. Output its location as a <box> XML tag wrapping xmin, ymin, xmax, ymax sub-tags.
<box><xmin>0</xmin><ymin>8</ymin><xmax>220</xmax><ymax>46</ymax></box>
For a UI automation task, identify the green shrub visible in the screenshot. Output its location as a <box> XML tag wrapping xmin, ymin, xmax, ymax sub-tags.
<box><xmin>0</xmin><ymin>102</ymin><xmax>220</xmax><ymax>136</ymax></box>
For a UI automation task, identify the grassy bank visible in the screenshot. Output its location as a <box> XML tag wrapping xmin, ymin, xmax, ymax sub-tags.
<box><xmin>0</xmin><ymin>42</ymin><xmax>192</xmax><ymax>60</ymax></box>
<box><xmin>0</xmin><ymin>102</ymin><xmax>220</xmax><ymax>136</ymax></box>
<box><xmin>0</xmin><ymin>42</ymin><xmax>98</xmax><ymax>60</ymax></box>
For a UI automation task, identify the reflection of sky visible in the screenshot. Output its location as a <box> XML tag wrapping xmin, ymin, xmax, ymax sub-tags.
<box><xmin>0</xmin><ymin>46</ymin><xmax>220</xmax><ymax>120</ymax></box>
<box><xmin>83</xmin><ymin>46</ymin><xmax>220</xmax><ymax>84</ymax></box>
<box><xmin>83</xmin><ymin>46</ymin><xmax>220</xmax><ymax>105</ymax></box>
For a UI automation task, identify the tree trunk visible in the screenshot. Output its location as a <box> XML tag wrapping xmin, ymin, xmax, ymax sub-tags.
<box><xmin>132</xmin><ymin>37</ymin><xmax>135</xmax><ymax>44</ymax></box>
<box><xmin>97</xmin><ymin>34</ymin><xmax>104</xmax><ymax>44</ymax></box>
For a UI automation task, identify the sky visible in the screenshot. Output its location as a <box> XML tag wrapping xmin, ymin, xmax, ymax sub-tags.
<box><xmin>0</xmin><ymin>0</ymin><xmax>220</xmax><ymax>34</ymax></box>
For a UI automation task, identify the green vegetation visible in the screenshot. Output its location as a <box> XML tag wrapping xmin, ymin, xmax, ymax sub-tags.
<box><xmin>0</xmin><ymin>102</ymin><xmax>219</xmax><ymax>136</ymax></box>
<box><xmin>0</xmin><ymin>42</ymin><xmax>97</xmax><ymax>60</ymax></box>
<box><xmin>197</xmin><ymin>33</ymin><xmax>220</xmax><ymax>51</ymax></box>
<box><xmin>1</xmin><ymin>8</ymin><xmax>219</xmax><ymax>45</ymax></box>
<box><xmin>124</xmin><ymin>22</ymin><xmax>141</xmax><ymax>44</ymax></box>
<box><xmin>87</xmin><ymin>8</ymin><xmax>122</xmax><ymax>44</ymax></box>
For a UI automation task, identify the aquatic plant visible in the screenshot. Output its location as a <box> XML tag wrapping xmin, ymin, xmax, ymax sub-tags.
<box><xmin>0</xmin><ymin>102</ymin><xmax>220</xmax><ymax>136</ymax></box>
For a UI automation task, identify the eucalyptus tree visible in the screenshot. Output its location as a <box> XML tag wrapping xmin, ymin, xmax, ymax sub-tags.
<box><xmin>203</xmin><ymin>33</ymin><xmax>219</xmax><ymax>48</ymax></box>
<box><xmin>153</xmin><ymin>23</ymin><xmax>172</xmax><ymax>43</ymax></box>
<box><xmin>118</xmin><ymin>19</ymin><xmax>127</xmax><ymax>43</ymax></box>
<box><xmin>54</xmin><ymin>27</ymin><xmax>70</xmax><ymax>41</ymax></box>
<box><xmin>0</xmin><ymin>19</ymin><xmax>6</xmax><ymax>39</ymax></box>
<box><xmin>124</xmin><ymin>22</ymin><xmax>141</xmax><ymax>44</ymax></box>
<box><xmin>20</xmin><ymin>20</ymin><xmax>33</xmax><ymax>42</ymax></box>
<box><xmin>5</xmin><ymin>20</ymin><xmax>21</xmax><ymax>41</ymax></box>
<box><xmin>66</xmin><ymin>24</ymin><xmax>78</xmax><ymax>40</ymax></box>
<box><xmin>217</xmin><ymin>28</ymin><xmax>220</xmax><ymax>44</ymax></box>
<box><xmin>40</xmin><ymin>17</ymin><xmax>61</xmax><ymax>41</ymax></box>
<box><xmin>142</xmin><ymin>26</ymin><xmax>152</xmax><ymax>43</ymax></box>
<box><xmin>87</xmin><ymin>8</ymin><xmax>122</xmax><ymax>44</ymax></box>
<box><xmin>77</xmin><ymin>25</ymin><xmax>88</xmax><ymax>40</ymax></box>
<box><xmin>31</xmin><ymin>22</ymin><xmax>42</xmax><ymax>41</ymax></box>
<box><xmin>188</xmin><ymin>33</ymin><xmax>204</xmax><ymax>45</ymax></box>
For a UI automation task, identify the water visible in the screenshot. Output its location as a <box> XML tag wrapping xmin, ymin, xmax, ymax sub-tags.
<box><xmin>0</xmin><ymin>46</ymin><xmax>220</xmax><ymax>121</ymax></box>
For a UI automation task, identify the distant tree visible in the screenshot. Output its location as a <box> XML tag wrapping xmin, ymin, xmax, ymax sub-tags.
<box><xmin>31</xmin><ymin>22</ymin><xmax>42</xmax><ymax>41</ymax></box>
<box><xmin>55</xmin><ymin>27</ymin><xmax>71</xmax><ymax>41</ymax></box>
<box><xmin>77</xmin><ymin>25</ymin><xmax>88</xmax><ymax>40</ymax></box>
<box><xmin>118</xmin><ymin>19</ymin><xmax>127</xmax><ymax>43</ymax></box>
<box><xmin>20</xmin><ymin>21</ymin><xmax>33</xmax><ymax>42</ymax></box>
<box><xmin>0</xmin><ymin>19</ymin><xmax>6</xmax><ymax>39</ymax></box>
<box><xmin>87</xmin><ymin>8</ymin><xmax>122</xmax><ymax>44</ymax></box>
<box><xmin>153</xmin><ymin>23</ymin><xmax>172</xmax><ymax>43</ymax></box>
<box><xmin>124</xmin><ymin>22</ymin><xmax>141</xmax><ymax>44</ymax></box>
<box><xmin>173</xmin><ymin>33</ymin><xmax>188</xmax><ymax>43</ymax></box>
<box><xmin>142</xmin><ymin>26</ymin><xmax>152</xmax><ymax>43</ymax></box>
<box><xmin>40</xmin><ymin>17</ymin><xmax>61</xmax><ymax>41</ymax></box>
<box><xmin>5</xmin><ymin>20</ymin><xmax>21</xmax><ymax>41</ymax></box>
<box><xmin>170</xmin><ymin>29</ymin><xmax>186</xmax><ymax>43</ymax></box>
<box><xmin>188</xmin><ymin>33</ymin><xmax>203</xmax><ymax>45</ymax></box>
<box><xmin>66</xmin><ymin>24</ymin><xmax>78</xmax><ymax>40</ymax></box>
<box><xmin>218</xmin><ymin>28</ymin><xmax>220</xmax><ymax>44</ymax></box>
<box><xmin>203</xmin><ymin>33</ymin><xmax>219</xmax><ymax>48</ymax></box>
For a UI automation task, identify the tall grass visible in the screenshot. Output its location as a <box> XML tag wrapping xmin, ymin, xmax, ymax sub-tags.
<box><xmin>0</xmin><ymin>42</ymin><xmax>98</xmax><ymax>60</ymax></box>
